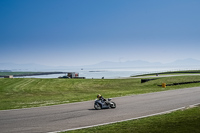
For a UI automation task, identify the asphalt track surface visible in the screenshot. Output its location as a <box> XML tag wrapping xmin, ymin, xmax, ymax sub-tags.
<box><xmin>0</xmin><ymin>87</ymin><xmax>200</xmax><ymax>133</ymax></box>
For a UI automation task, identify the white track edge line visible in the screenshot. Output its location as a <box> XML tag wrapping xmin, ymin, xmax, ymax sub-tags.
<box><xmin>49</xmin><ymin>103</ymin><xmax>200</xmax><ymax>133</ymax></box>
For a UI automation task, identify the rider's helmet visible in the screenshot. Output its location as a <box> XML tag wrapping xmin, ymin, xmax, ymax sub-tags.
<box><xmin>97</xmin><ymin>94</ymin><xmax>102</xmax><ymax>99</ymax></box>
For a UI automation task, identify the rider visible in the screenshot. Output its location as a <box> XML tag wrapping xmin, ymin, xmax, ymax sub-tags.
<box><xmin>97</xmin><ymin>94</ymin><xmax>109</xmax><ymax>105</ymax></box>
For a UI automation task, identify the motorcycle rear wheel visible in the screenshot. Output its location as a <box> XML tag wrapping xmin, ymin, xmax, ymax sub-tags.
<box><xmin>94</xmin><ymin>103</ymin><xmax>102</xmax><ymax>110</ymax></box>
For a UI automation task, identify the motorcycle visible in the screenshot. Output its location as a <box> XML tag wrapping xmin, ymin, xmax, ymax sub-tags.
<box><xmin>94</xmin><ymin>98</ymin><xmax>116</xmax><ymax>110</ymax></box>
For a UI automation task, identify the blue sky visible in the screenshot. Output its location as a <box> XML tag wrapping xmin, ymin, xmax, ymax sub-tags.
<box><xmin>0</xmin><ymin>0</ymin><xmax>200</xmax><ymax>66</ymax></box>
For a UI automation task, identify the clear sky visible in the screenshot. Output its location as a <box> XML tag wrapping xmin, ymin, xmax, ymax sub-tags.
<box><xmin>0</xmin><ymin>0</ymin><xmax>200</xmax><ymax>66</ymax></box>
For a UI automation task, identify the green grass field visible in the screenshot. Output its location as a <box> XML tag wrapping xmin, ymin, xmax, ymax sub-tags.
<box><xmin>66</xmin><ymin>106</ymin><xmax>200</xmax><ymax>133</ymax></box>
<box><xmin>1</xmin><ymin>71</ymin><xmax>200</xmax><ymax>132</ymax></box>
<box><xmin>0</xmin><ymin>75</ymin><xmax>200</xmax><ymax>110</ymax></box>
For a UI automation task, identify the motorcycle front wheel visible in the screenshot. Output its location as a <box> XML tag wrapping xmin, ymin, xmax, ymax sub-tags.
<box><xmin>94</xmin><ymin>103</ymin><xmax>101</xmax><ymax>110</ymax></box>
<box><xmin>110</xmin><ymin>102</ymin><xmax>116</xmax><ymax>108</ymax></box>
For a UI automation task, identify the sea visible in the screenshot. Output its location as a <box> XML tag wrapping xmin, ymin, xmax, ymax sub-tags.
<box><xmin>22</xmin><ymin>65</ymin><xmax>200</xmax><ymax>79</ymax></box>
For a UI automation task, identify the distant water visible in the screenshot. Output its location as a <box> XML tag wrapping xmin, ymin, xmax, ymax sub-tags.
<box><xmin>21</xmin><ymin>65</ymin><xmax>200</xmax><ymax>79</ymax></box>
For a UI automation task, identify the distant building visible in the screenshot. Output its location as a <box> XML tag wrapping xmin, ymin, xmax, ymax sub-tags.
<box><xmin>4</xmin><ymin>75</ymin><xmax>13</xmax><ymax>78</ymax></box>
<box><xmin>58</xmin><ymin>72</ymin><xmax>85</xmax><ymax>79</ymax></box>
<box><xmin>67</xmin><ymin>72</ymin><xmax>79</xmax><ymax>78</ymax></box>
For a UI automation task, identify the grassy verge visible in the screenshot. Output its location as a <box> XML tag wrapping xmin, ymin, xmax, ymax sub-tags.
<box><xmin>132</xmin><ymin>70</ymin><xmax>200</xmax><ymax>77</ymax></box>
<box><xmin>0</xmin><ymin>71</ymin><xmax>64</xmax><ymax>77</ymax></box>
<box><xmin>0</xmin><ymin>72</ymin><xmax>42</xmax><ymax>76</ymax></box>
<box><xmin>0</xmin><ymin>75</ymin><xmax>200</xmax><ymax>110</ymax></box>
<box><xmin>66</xmin><ymin>106</ymin><xmax>200</xmax><ymax>133</ymax></box>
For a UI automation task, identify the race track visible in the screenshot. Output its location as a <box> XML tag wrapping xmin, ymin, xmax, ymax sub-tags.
<box><xmin>0</xmin><ymin>87</ymin><xmax>200</xmax><ymax>133</ymax></box>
